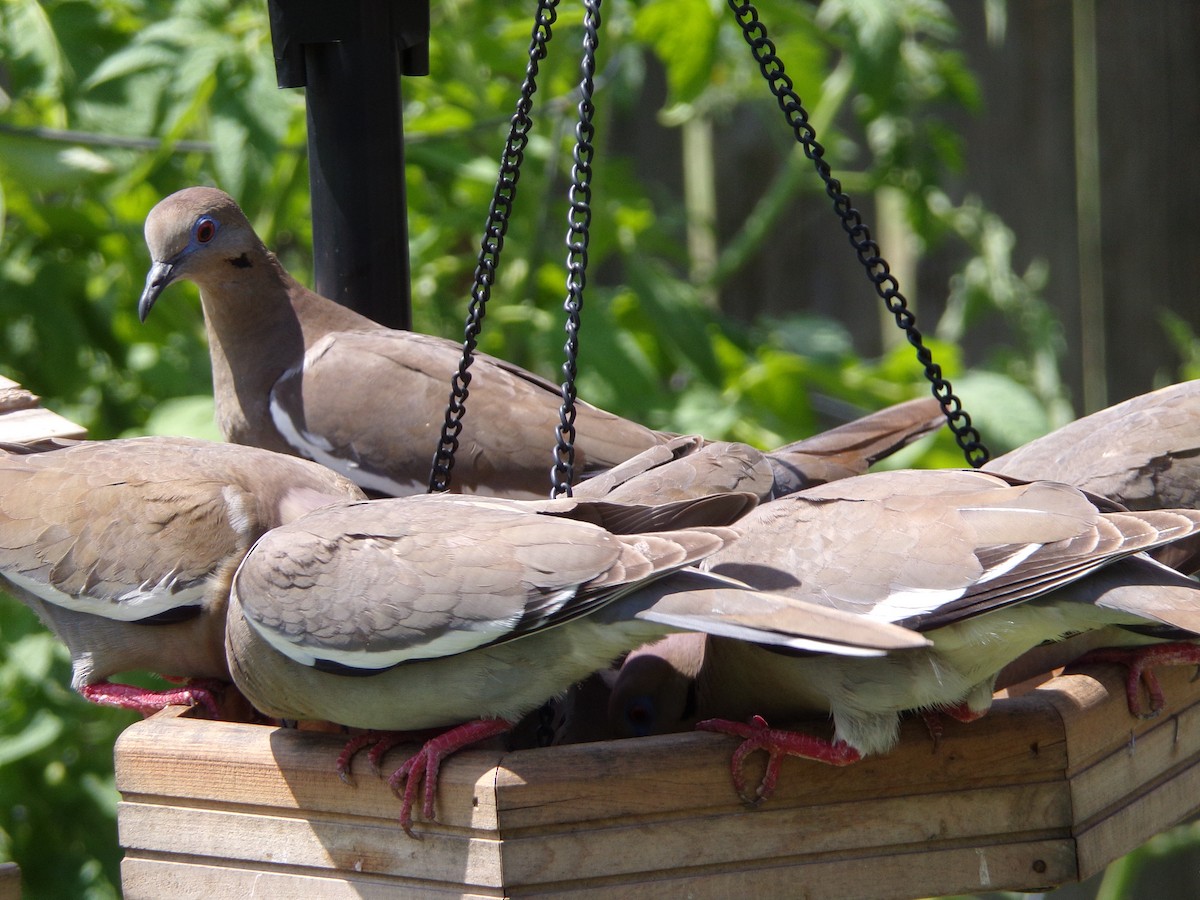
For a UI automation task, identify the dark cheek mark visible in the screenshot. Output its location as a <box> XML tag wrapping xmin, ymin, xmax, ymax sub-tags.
<box><xmin>227</xmin><ymin>253</ymin><xmax>253</xmax><ymax>269</ymax></box>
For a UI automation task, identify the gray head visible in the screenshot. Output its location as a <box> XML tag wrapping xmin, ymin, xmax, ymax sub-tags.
<box><xmin>608</xmin><ymin>633</ymin><xmax>707</xmax><ymax>738</ymax></box>
<box><xmin>138</xmin><ymin>187</ymin><xmax>263</xmax><ymax>321</ymax></box>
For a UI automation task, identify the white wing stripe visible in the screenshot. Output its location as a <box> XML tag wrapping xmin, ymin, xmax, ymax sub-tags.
<box><xmin>4</xmin><ymin>569</ymin><xmax>207</xmax><ymax>622</ymax></box>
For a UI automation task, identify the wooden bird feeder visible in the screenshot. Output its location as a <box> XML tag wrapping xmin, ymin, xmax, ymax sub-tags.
<box><xmin>4</xmin><ymin>0</ymin><xmax>1198</xmax><ymax>891</ymax></box>
<box><xmin>113</xmin><ymin>664</ymin><xmax>1200</xmax><ymax>898</ymax></box>
<box><xmin>6</xmin><ymin>377</ymin><xmax>1200</xmax><ymax>897</ymax></box>
<box><xmin>0</xmin><ymin>376</ymin><xmax>88</xmax><ymax>444</ymax></box>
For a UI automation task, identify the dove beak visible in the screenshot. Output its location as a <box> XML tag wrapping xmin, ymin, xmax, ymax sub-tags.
<box><xmin>139</xmin><ymin>260</ymin><xmax>177</xmax><ymax>322</ymax></box>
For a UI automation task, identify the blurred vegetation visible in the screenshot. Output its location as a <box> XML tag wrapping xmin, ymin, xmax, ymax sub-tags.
<box><xmin>0</xmin><ymin>0</ymin><xmax>1190</xmax><ymax>897</ymax></box>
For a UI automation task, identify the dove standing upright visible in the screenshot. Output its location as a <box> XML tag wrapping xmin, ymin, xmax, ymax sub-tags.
<box><xmin>0</xmin><ymin>436</ymin><xmax>365</xmax><ymax>715</ymax></box>
<box><xmin>138</xmin><ymin>187</ymin><xmax>945</xmax><ymax>499</ymax></box>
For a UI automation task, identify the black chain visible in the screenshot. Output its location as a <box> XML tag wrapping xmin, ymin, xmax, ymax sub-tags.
<box><xmin>727</xmin><ymin>0</ymin><xmax>990</xmax><ymax>467</ymax></box>
<box><xmin>550</xmin><ymin>0</ymin><xmax>602</xmax><ymax>497</ymax></box>
<box><xmin>428</xmin><ymin>0</ymin><xmax>561</xmax><ymax>493</ymax></box>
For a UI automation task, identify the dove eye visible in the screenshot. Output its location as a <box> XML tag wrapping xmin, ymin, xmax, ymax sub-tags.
<box><xmin>194</xmin><ymin>217</ymin><xmax>218</xmax><ymax>244</ymax></box>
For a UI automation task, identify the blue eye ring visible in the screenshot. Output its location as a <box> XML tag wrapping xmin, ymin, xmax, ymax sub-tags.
<box><xmin>193</xmin><ymin>216</ymin><xmax>218</xmax><ymax>244</ymax></box>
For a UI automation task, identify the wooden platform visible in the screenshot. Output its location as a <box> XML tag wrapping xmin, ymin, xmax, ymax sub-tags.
<box><xmin>115</xmin><ymin>663</ymin><xmax>1200</xmax><ymax>899</ymax></box>
<box><xmin>0</xmin><ymin>863</ymin><xmax>21</xmax><ymax>900</ymax></box>
<box><xmin>0</xmin><ymin>375</ymin><xmax>87</xmax><ymax>444</ymax></box>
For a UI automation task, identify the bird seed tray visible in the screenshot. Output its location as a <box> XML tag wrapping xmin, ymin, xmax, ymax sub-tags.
<box><xmin>115</xmin><ymin>663</ymin><xmax>1200</xmax><ymax>899</ymax></box>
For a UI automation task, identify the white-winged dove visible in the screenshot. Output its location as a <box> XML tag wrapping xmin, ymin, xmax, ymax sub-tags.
<box><xmin>606</xmin><ymin>468</ymin><xmax>1200</xmax><ymax>801</ymax></box>
<box><xmin>986</xmin><ymin>379</ymin><xmax>1200</xmax><ymax>509</ymax></box>
<box><xmin>222</xmin><ymin>490</ymin><xmax>928</xmax><ymax>832</ymax></box>
<box><xmin>0</xmin><ymin>436</ymin><xmax>365</xmax><ymax>716</ymax></box>
<box><xmin>138</xmin><ymin>187</ymin><xmax>945</xmax><ymax>499</ymax></box>
<box><xmin>987</xmin><ymin>379</ymin><xmax>1200</xmax><ymax>573</ymax></box>
<box><xmin>572</xmin><ymin>396</ymin><xmax>945</xmax><ymax>503</ymax></box>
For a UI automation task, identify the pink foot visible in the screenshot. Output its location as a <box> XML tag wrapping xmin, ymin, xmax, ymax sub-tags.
<box><xmin>80</xmin><ymin>678</ymin><xmax>222</xmax><ymax>717</ymax></box>
<box><xmin>697</xmin><ymin>715</ymin><xmax>860</xmax><ymax>805</ymax></box>
<box><xmin>1074</xmin><ymin>642</ymin><xmax>1200</xmax><ymax>718</ymax></box>
<box><xmin>921</xmin><ymin>701</ymin><xmax>988</xmax><ymax>752</ymax></box>
<box><xmin>335</xmin><ymin>729</ymin><xmax>442</xmax><ymax>784</ymax></box>
<box><xmin>385</xmin><ymin>719</ymin><xmax>512</xmax><ymax>837</ymax></box>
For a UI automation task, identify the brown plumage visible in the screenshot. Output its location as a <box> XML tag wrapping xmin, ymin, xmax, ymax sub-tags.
<box><xmin>987</xmin><ymin>379</ymin><xmax>1200</xmax><ymax>572</ymax></box>
<box><xmin>986</xmin><ymin>379</ymin><xmax>1200</xmax><ymax>509</ymax></box>
<box><xmin>139</xmin><ymin>187</ymin><xmax>665</xmax><ymax>498</ymax></box>
<box><xmin>0</xmin><ymin>436</ymin><xmax>365</xmax><ymax>715</ymax></box>
<box><xmin>223</xmin><ymin>490</ymin><xmax>928</xmax><ymax>831</ymax></box>
<box><xmin>606</xmin><ymin>468</ymin><xmax>1200</xmax><ymax>800</ymax></box>
<box><xmin>573</xmin><ymin>396</ymin><xmax>945</xmax><ymax>504</ymax></box>
<box><xmin>139</xmin><ymin>187</ymin><xmax>945</xmax><ymax>499</ymax></box>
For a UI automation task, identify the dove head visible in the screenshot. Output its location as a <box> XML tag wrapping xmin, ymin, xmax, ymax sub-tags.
<box><xmin>608</xmin><ymin>633</ymin><xmax>707</xmax><ymax>738</ymax></box>
<box><xmin>139</xmin><ymin>187</ymin><xmax>263</xmax><ymax>321</ymax></box>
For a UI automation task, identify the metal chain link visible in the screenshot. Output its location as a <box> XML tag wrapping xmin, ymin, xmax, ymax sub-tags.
<box><xmin>550</xmin><ymin>0</ymin><xmax>603</xmax><ymax>497</ymax></box>
<box><xmin>428</xmin><ymin>0</ymin><xmax>562</xmax><ymax>493</ymax></box>
<box><xmin>727</xmin><ymin>0</ymin><xmax>990</xmax><ymax>467</ymax></box>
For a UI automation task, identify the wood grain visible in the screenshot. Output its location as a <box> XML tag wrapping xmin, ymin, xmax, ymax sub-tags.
<box><xmin>114</xmin><ymin>664</ymin><xmax>1200</xmax><ymax>897</ymax></box>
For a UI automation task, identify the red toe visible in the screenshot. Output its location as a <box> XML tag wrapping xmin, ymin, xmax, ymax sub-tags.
<box><xmin>697</xmin><ymin>715</ymin><xmax>859</xmax><ymax>804</ymax></box>
<box><xmin>80</xmin><ymin>679</ymin><xmax>221</xmax><ymax>717</ymax></box>
<box><xmin>383</xmin><ymin>718</ymin><xmax>512</xmax><ymax>836</ymax></box>
<box><xmin>1074</xmin><ymin>642</ymin><xmax>1200</xmax><ymax>718</ymax></box>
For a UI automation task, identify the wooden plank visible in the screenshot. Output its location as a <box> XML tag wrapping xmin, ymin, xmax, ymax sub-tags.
<box><xmin>497</xmin><ymin>782</ymin><xmax>1071</xmax><ymax>886</ymax></box>
<box><xmin>493</xmin><ymin>693</ymin><xmax>1069</xmax><ymax>831</ymax></box>
<box><xmin>120</xmin><ymin>857</ymin><xmax>500</xmax><ymax>900</ymax></box>
<box><xmin>0</xmin><ymin>376</ymin><xmax>87</xmax><ymax>442</ymax></box>
<box><xmin>113</xmin><ymin>629</ymin><xmax>1200</xmax><ymax>897</ymax></box>
<box><xmin>117</xmin><ymin>801</ymin><xmax>503</xmax><ymax>887</ymax></box>
<box><xmin>0</xmin><ymin>862</ymin><xmax>20</xmax><ymax>900</ymax></box>
<box><xmin>1073</xmin><ymin>751</ymin><xmax>1200</xmax><ymax>880</ymax></box>
<box><xmin>504</xmin><ymin>839</ymin><xmax>1080</xmax><ymax>899</ymax></box>
<box><xmin>1063</xmin><ymin>669</ymin><xmax>1200</xmax><ymax>824</ymax></box>
<box><xmin>114</xmin><ymin>707</ymin><xmax>505</xmax><ymax>832</ymax></box>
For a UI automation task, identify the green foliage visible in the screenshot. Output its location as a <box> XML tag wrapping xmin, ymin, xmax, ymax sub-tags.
<box><xmin>1159</xmin><ymin>311</ymin><xmax>1200</xmax><ymax>385</ymax></box>
<box><xmin>0</xmin><ymin>1</ymin><xmax>1083</xmax><ymax>895</ymax></box>
<box><xmin>0</xmin><ymin>593</ymin><xmax>132</xmax><ymax>900</ymax></box>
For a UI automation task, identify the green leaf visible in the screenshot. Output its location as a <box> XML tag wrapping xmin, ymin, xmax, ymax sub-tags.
<box><xmin>624</xmin><ymin>255</ymin><xmax>724</xmax><ymax>386</ymax></box>
<box><xmin>634</xmin><ymin>0</ymin><xmax>721</xmax><ymax>104</ymax></box>
<box><xmin>83</xmin><ymin>43</ymin><xmax>177</xmax><ymax>89</ymax></box>
<box><xmin>132</xmin><ymin>395</ymin><xmax>220</xmax><ymax>441</ymax></box>
<box><xmin>0</xmin><ymin>710</ymin><xmax>63</xmax><ymax>767</ymax></box>
<box><xmin>0</xmin><ymin>133</ymin><xmax>114</xmax><ymax>191</ymax></box>
<box><xmin>949</xmin><ymin>369</ymin><xmax>1051</xmax><ymax>454</ymax></box>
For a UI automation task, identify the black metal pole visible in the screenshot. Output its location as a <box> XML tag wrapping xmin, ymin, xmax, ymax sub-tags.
<box><xmin>267</xmin><ymin>0</ymin><xmax>428</xmax><ymax>330</ymax></box>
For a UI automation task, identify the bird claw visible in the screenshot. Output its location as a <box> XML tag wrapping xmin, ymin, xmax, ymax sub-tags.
<box><xmin>921</xmin><ymin>701</ymin><xmax>987</xmax><ymax>753</ymax></box>
<box><xmin>80</xmin><ymin>678</ymin><xmax>223</xmax><ymax>718</ymax></box>
<box><xmin>335</xmin><ymin>732</ymin><xmax>381</xmax><ymax>785</ymax></box>
<box><xmin>697</xmin><ymin>714</ymin><xmax>860</xmax><ymax>805</ymax></box>
<box><xmin>387</xmin><ymin>748</ymin><xmax>434</xmax><ymax>838</ymax></box>
<box><xmin>376</xmin><ymin>719</ymin><xmax>512</xmax><ymax>837</ymax></box>
<box><xmin>1072</xmin><ymin>643</ymin><xmax>1200</xmax><ymax>718</ymax></box>
<box><xmin>335</xmin><ymin>729</ymin><xmax>444</xmax><ymax>785</ymax></box>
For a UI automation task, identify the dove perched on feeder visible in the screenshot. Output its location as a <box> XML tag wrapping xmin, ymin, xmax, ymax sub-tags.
<box><xmin>137</xmin><ymin>186</ymin><xmax>945</xmax><ymax>499</ymax></box>
<box><xmin>986</xmin><ymin>379</ymin><xmax>1200</xmax><ymax>510</ymax></box>
<box><xmin>222</xmin><ymin>490</ymin><xmax>928</xmax><ymax>833</ymax></box>
<box><xmin>0</xmin><ymin>436</ymin><xmax>365</xmax><ymax>716</ymax></box>
<box><xmin>606</xmin><ymin>468</ymin><xmax>1200</xmax><ymax>802</ymax></box>
<box><xmin>572</xmin><ymin>396</ymin><xmax>945</xmax><ymax>504</ymax></box>
<box><xmin>981</xmin><ymin>378</ymin><xmax>1200</xmax><ymax>696</ymax></box>
<box><xmin>986</xmin><ymin>379</ymin><xmax>1200</xmax><ymax>573</ymax></box>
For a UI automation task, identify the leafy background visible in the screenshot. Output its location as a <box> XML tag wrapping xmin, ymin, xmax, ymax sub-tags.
<box><xmin>0</xmin><ymin>1</ymin><xmax>1195</xmax><ymax>897</ymax></box>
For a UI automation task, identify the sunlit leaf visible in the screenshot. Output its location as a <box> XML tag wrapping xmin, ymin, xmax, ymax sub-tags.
<box><xmin>0</xmin><ymin>710</ymin><xmax>64</xmax><ymax>767</ymax></box>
